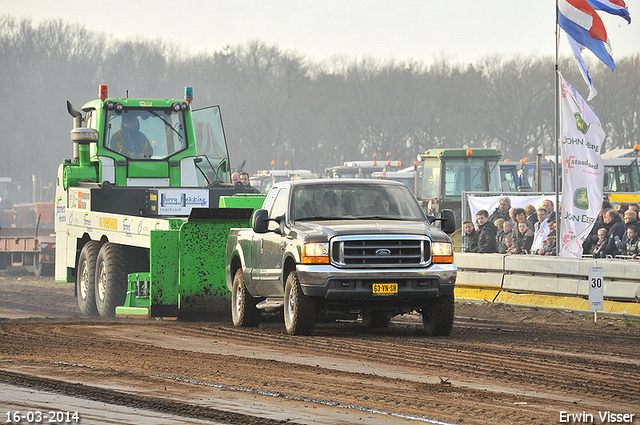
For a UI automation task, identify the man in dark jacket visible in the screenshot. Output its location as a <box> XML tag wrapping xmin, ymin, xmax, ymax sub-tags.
<box><xmin>476</xmin><ymin>210</ymin><xmax>497</xmax><ymax>253</ymax></box>
<box><xmin>602</xmin><ymin>208</ymin><xmax>625</xmax><ymax>257</ymax></box>
<box><xmin>239</xmin><ymin>172</ymin><xmax>260</xmax><ymax>193</ymax></box>
<box><xmin>489</xmin><ymin>197</ymin><xmax>511</xmax><ymax>223</ymax></box>
<box><xmin>542</xmin><ymin>199</ymin><xmax>556</xmax><ymax>221</ymax></box>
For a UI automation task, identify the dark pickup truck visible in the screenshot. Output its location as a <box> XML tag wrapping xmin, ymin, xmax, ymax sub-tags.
<box><xmin>225</xmin><ymin>179</ymin><xmax>457</xmax><ymax>335</ymax></box>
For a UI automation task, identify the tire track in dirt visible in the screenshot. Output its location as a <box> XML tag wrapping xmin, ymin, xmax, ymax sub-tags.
<box><xmin>0</xmin><ymin>369</ymin><xmax>300</xmax><ymax>425</ymax></box>
<box><xmin>2</xmin><ymin>272</ymin><xmax>639</xmax><ymax>425</ymax></box>
<box><xmin>3</xmin><ymin>317</ymin><xmax>639</xmax><ymax>406</ymax></box>
<box><xmin>178</xmin><ymin>322</ymin><xmax>640</xmax><ymax>404</ymax></box>
<box><xmin>0</xmin><ymin>324</ymin><xmax>544</xmax><ymax>425</ymax></box>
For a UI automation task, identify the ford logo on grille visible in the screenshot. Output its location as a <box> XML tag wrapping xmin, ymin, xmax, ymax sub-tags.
<box><xmin>376</xmin><ymin>249</ymin><xmax>391</xmax><ymax>256</ymax></box>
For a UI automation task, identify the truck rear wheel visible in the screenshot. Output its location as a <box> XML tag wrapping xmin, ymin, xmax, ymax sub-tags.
<box><xmin>94</xmin><ymin>243</ymin><xmax>129</xmax><ymax>318</ymax></box>
<box><xmin>77</xmin><ymin>241</ymin><xmax>100</xmax><ymax>316</ymax></box>
<box><xmin>231</xmin><ymin>268</ymin><xmax>260</xmax><ymax>327</ymax></box>
<box><xmin>284</xmin><ymin>271</ymin><xmax>315</xmax><ymax>336</ymax></box>
<box><xmin>422</xmin><ymin>295</ymin><xmax>454</xmax><ymax>336</ymax></box>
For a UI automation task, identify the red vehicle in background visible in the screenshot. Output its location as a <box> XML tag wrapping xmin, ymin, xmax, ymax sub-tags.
<box><xmin>0</xmin><ymin>177</ymin><xmax>55</xmax><ymax>277</ymax></box>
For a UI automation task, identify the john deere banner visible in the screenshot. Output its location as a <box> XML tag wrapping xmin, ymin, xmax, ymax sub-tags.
<box><xmin>559</xmin><ymin>73</ymin><xmax>605</xmax><ymax>258</ymax></box>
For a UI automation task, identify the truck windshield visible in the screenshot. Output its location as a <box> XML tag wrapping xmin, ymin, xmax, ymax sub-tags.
<box><xmin>499</xmin><ymin>164</ymin><xmax>519</xmax><ymax>192</ymax></box>
<box><xmin>293</xmin><ymin>183</ymin><xmax>425</xmax><ymax>221</ymax></box>
<box><xmin>524</xmin><ymin>166</ymin><xmax>556</xmax><ymax>192</ymax></box>
<box><xmin>604</xmin><ymin>162</ymin><xmax>640</xmax><ymax>192</ymax></box>
<box><xmin>104</xmin><ymin>109</ymin><xmax>187</xmax><ymax>160</ymax></box>
<box><xmin>442</xmin><ymin>157</ymin><xmax>501</xmax><ymax>196</ymax></box>
<box><xmin>419</xmin><ymin>158</ymin><xmax>441</xmax><ymax>200</ymax></box>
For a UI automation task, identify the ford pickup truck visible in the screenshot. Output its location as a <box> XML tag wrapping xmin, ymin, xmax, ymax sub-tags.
<box><xmin>225</xmin><ymin>179</ymin><xmax>457</xmax><ymax>335</ymax></box>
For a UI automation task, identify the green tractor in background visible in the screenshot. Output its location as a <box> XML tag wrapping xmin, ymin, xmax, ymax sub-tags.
<box><xmin>416</xmin><ymin>148</ymin><xmax>503</xmax><ymax>249</ymax></box>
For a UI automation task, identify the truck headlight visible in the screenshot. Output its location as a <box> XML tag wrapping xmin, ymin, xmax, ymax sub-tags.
<box><xmin>302</xmin><ymin>242</ymin><xmax>329</xmax><ymax>264</ymax></box>
<box><xmin>431</xmin><ymin>242</ymin><xmax>454</xmax><ymax>263</ymax></box>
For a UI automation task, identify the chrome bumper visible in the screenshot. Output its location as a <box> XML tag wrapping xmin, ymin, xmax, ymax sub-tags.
<box><xmin>296</xmin><ymin>263</ymin><xmax>457</xmax><ymax>299</ymax></box>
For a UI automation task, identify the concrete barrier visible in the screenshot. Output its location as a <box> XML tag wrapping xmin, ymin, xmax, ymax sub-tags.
<box><xmin>454</xmin><ymin>252</ymin><xmax>640</xmax><ymax>316</ymax></box>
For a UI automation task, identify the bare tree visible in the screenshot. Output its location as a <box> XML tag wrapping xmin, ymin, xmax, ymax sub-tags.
<box><xmin>0</xmin><ymin>14</ymin><xmax>638</xmax><ymax>197</ymax></box>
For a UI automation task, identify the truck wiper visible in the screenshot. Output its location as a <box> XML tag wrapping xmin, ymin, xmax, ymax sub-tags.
<box><xmin>297</xmin><ymin>216</ymin><xmax>344</xmax><ymax>221</ymax></box>
<box><xmin>149</xmin><ymin>110</ymin><xmax>183</xmax><ymax>140</ymax></box>
<box><xmin>361</xmin><ymin>215</ymin><xmax>404</xmax><ymax>220</ymax></box>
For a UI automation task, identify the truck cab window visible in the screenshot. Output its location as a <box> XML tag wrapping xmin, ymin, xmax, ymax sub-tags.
<box><xmin>269</xmin><ymin>188</ymin><xmax>289</xmax><ymax>231</ymax></box>
<box><xmin>270</xmin><ymin>188</ymin><xmax>289</xmax><ymax>218</ymax></box>
<box><xmin>104</xmin><ymin>109</ymin><xmax>187</xmax><ymax>160</ymax></box>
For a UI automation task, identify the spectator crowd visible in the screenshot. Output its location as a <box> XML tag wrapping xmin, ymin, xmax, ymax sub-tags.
<box><xmin>584</xmin><ymin>202</ymin><xmax>640</xmax><ymax>259</ymax></box>
<box><xmin>462</xmin><ymin>196</ymin><xmax>640</xmax><ymax>260</ymax></box>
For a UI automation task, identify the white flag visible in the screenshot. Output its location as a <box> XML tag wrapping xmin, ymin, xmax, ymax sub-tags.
<box><xmin>531</xmin><ymin>218</ymin><xmax>550</xmax><ymax>252</ymax></box>
<box><xmin>559</xmin><ymin>73</ymin><xmax>605</xmax><ymax>258</ymax></box>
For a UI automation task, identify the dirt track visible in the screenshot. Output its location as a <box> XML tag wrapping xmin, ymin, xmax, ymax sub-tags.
<box><xmin>0</xmin><ymin>267</ymin><xmax>638</xmax><ymax>425</ymax></box>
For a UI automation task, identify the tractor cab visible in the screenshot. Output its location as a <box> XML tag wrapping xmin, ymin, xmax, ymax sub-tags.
<box><xmin>59</xmin><ymin>85</ymin><xmax>250</xmax><ymax>218</ymax></box>
<box><xmin>68</xmin><ymin>86</ymin><xmax>229</xmax><ymax>188</ymax></box>
<box><xmin>417</xmin><ymin>148</ymin><xmax>502</xmax><ymax>226</ymax></box>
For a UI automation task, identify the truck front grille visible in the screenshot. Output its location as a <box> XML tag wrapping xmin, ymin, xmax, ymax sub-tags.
<box><xmin>331</xmin><ymin>235</ymin><xmax>431</xmax><ymax>267</ymax></box>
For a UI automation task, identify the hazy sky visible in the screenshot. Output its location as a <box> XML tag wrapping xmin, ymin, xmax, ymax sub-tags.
<box><xmin>2</xmin><ymin>0</ymin><xmax>639</xmax><ymax>65</ymax></box>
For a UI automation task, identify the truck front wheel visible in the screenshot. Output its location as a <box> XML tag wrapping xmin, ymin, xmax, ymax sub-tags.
<box><xmin>76</xmin><ymin>241</ymin><xmax>100</xmax><ymax>316</ymax></box>
<box><xmin>231</xmin><ymin>268</ymin><xmax>260</xmax><ymax>327</ymax></box>
<box><xmin>421</xmin><ymin>295</ymin><xmax>454</xmax><ymax>336</ymax></box>
<box><xmin>94</xmin><ymin>243</ymin><xmax>128</xmax><ymax>318</ymax></box>
<box><xmin>284</xmin><ymin>271</ymin><xmax>315</xmax><ymax>336</ymax></box>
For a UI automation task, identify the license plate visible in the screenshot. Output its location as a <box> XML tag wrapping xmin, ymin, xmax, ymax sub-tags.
<box><xmin>372</xmin><ymin>283</ymin><xmax>398</xmax><ymax>294</ymax></box>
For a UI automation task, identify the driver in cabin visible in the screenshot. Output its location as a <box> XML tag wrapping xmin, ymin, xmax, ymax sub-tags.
<box><xmin>110</xmin><ymin>112</ymin><xmax>153</xmax><ymax>159</ymax></box>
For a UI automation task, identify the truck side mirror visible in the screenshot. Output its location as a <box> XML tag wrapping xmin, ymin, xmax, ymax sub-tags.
<box><xmin>275</xmin><ymin>214</ymin><xmax>285</xmax><ymax>235</ymax></box>
<box><xmin>439</xmin><ymin>209</ymin><xmax>457</xmax><ymax>234</ymax></box>
<box><xmin>252</xmin><ymin>209</ymin><xmax>269</xmax><ymax>233</ymax></box>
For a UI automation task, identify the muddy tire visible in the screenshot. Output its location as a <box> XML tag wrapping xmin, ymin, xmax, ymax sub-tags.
<box><xmin>283</xmin><ymin>271</ymin><xmax>315</xmax><ymax>336</ymax></box>
<box><xmin>422</xmin><ymin>295</ymin><xmax>455</xmax><ymax>336</ymax></box>
<box><xmin>95</xmin><ymin>243</ymin><xmax>130</xmax><ymax>318</ymax></box>
<box><xmin>76</xmin><ymin>241</ymin><xmax>100</xmax><ymax>316</ymax></box>
<box><xmin>231</xmin><ymin>269</ymin><xmax>260</xmax><ymax>327</ymax></box>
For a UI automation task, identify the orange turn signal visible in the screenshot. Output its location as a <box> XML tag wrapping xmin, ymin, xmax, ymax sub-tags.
<box><xmin>432</xmin><ymin>254</ymin><xmax>454</xmax><ymax>264</ymax></box>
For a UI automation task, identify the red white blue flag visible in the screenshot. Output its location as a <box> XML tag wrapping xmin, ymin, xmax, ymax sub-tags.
<box><xmin>558</xmin><ymin>0</ymin><xmax>616</xmax><ymax>71</ymax></box>
<box><xmin>566</xmin><ymin>34</ymin><xmax>598</xmax><ymax>100</ymax></box>
<box><xmin>586</xmin><ymin>0</ymin><xmax>631</xmax><ymax>23</ymax></box>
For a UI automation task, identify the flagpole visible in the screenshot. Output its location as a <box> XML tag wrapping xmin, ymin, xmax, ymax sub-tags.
<box><xmin>555</xmin><ymin>0</ymin><xmax>562</xmax><ymax>251</ymax></box>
